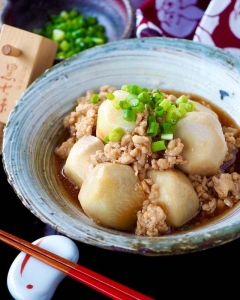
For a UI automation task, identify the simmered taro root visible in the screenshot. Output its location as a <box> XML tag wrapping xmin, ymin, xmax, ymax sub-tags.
<box><xmin>78</xmin><ymin>162</ymin><xmax>146</xmax><ymax>231</ymax></box>
<box><xmin>64</xmin><ymin>135</ymin><xmax>104</xmax><ymax>187</ymax></box>
<box><xmin>96</xmin><ymin>90</ymin><xmax>137</xmax><ymax>142</ymax></box>
<box><xmin>55</xmin><ymin>84</ymin><xmax>240</xmax><ymax>237</ymax></box>
<box><xmin>189</xmin><ymin>100</ymin><xmax>218</xmax><ymax>119</ymax></box>
<box><xmin>147</xmin><ymin>169</ymin><xmax>199</xmax><ymax>227</ymax></box>
<box><xmin>173</xmin><ymin>111</ymin><xmax>227</xmax><ymax>176</ymax></box>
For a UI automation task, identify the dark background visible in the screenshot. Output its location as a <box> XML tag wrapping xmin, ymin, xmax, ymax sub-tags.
<box><xmin>1</xmin><ymin>159</ymin><xmax>240</xmax><ymax>300</ymax></box>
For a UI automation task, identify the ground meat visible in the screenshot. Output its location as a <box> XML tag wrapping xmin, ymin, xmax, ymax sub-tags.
<box><xmin>212</xmin><ymin>172</ymin><xmax>240</xmax><ymax>200</ymax></box>
<box><xmin>189</xmin><ymin>171</ymin><xmax>240</xmax><ymax>215</ymax></box>
<box><xmin>223</xmin><ymin>126</ymin><xmax>240</xmax><ymax>161</ymax></box>
<box><xmin>151</xmin><ymin>138</ymin><xmax>187</xmax><ymax>171</ymax></box>
<box><xmin>133</xmin><ymin>106</ymin><xmax>149</xmax><ymax>136</ymax></box>
<box><xmin>165</xmin><ymin>138</ymin><xmax>184</xmax><ymax>156</ymax></box>
<box><xmin>201</xmin><ymin>198</ymin><xmax>217</xmax><ymax>215</ymax></box>
<box><xmin>77</xmin><ymin>89</ymin><xmax>95</xmax><ymax>103</ymax></box>
<box><xmin>162</xmin><ymin>93</ymin><xmax>177</xmax><ymax>102</ymax></box>
<box><xmin>90</xmin><ymin>131</ymin><xmax>153</xmax><ymax>177</ymax></box>
<box><xmin>135</xmin><ymin>200</ymin><xmax>169</xmax><ymax>236</ymax></box>
<box><xmin>54</xmin><ymin>137</ymin><xmax>76</xmax><ymax>160</ymax></box>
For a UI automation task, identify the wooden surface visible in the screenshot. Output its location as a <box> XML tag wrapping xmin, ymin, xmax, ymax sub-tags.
<box><xmin>0</xmin><ymin>24</ymin><xmax>58</xmax><ymax>123</ymax></box>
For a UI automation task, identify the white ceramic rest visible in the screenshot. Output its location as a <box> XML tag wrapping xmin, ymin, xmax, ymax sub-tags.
<box><xmin>7</xmin><ymin>235</ymin><xmax>79</xmax><ymax>300</ymax></box>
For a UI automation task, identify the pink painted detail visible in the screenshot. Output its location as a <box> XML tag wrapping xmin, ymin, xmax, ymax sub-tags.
<box><xmin>26</xmin><ymin>284</ymin><xmax>33</xmax><ymax>289</ymax></box>
<box><xmin>20</xmin><ymin>239</ymin><xmax>43</xmax><ymax>276</ymax></box>
<box><xmin>20</xmin><ymin>254</ymin><xmax>31</xmax><ymax>276</ymax></box>
<box><xmin>7</xmin><ymin>235</ymin><xmax>79</xmax><ymax>300</ymax></box>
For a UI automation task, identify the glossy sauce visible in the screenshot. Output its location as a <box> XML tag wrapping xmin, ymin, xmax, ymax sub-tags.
<box><xmin>53</xmin><ymin>91</ymin><xmax>240</xmax><ymax>234</ymax></box>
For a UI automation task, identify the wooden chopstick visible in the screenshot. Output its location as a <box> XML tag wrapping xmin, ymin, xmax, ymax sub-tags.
<box><xmin>0</xmin><ymin>229</ymin><xmax>154</xmax><ymax>300</ymax></box>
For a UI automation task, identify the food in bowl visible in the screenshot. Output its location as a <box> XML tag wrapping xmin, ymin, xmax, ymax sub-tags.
<box><xmin>0</xmin><ymin>0</ymin><xmax>134</xmax><ymax>61</ymax></box>
<box><xmin>54</xmin><ymin>84</ymin><xmax>240</xmax><ymax>237</ymax></box>
<box><xmin>3</xmin><ymin>37</ymin><xmax>240</xmax><ymax>255</ymax></box>
<box><xmin>33</xmin><ymin>8</ymin><xmax>108</xmax><ymax>59</ymax></box>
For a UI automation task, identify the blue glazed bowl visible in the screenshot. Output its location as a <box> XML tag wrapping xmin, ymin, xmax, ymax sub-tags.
<box><xmin>2</xmin><ymin>37</ymin><xmax>240</xmax><ymax>255</ymax></box>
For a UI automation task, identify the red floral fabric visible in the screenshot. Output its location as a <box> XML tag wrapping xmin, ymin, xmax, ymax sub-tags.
<box><xmin>135</xmin><ymin>0</ymin><xmax>240</xmax><ymax>56</ymax></box>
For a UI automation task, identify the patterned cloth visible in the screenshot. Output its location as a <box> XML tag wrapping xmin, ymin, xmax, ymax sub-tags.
<box><xmin>135</xmin><ymin>0</ymin><xmax>240</xmax><ymax>56</ymax></box>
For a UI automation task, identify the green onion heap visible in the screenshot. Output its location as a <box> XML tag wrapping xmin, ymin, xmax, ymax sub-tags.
<box><xmin>90</xmin><ymin>84</ymin><xmax>195</xmax><ymax>152</ymax></box>
<box><xmin>33</xmin><ymin>8</ymin><xmax>108</xmax><ymax>59</ymax></box>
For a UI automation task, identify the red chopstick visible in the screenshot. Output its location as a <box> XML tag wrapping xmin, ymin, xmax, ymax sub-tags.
<box><xmin>0</xmin><ymin>229</ymin><xmax>154</xmax><ymax>300</ymax></box>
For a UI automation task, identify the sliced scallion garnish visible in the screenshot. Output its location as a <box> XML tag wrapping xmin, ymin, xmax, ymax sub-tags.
<box><xmin>123</xmin><ymin>109</ymin><xmax>137</xmax><ymax>122</ymax></box>
<box><xmin>151</xmin><ymin>140</ymin><xmax>166</xmax><ymax>152</ymax></box>
<box><xmin>108</xmin><ymin>127</ymin><xmax>125</xmax><ymax>142</ymax></box>
<box><xmin>90</xmin><ymin>93</ymin><xmax>99</xmax><ymax>103</ymax></box>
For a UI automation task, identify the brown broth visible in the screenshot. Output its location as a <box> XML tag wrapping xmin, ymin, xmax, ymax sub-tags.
<box><xmin>53</xmin><ymin>90</ymin><xmax>240</xmax><ymax>234</ymax></box>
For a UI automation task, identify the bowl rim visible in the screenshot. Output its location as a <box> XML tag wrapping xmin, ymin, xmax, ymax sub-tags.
<box><xmin>3</xmin><ymin>37</ymin><xmax>240</xmax><ymax>256</ymax></box>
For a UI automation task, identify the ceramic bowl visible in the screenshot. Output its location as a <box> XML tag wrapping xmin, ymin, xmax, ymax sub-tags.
<box><xmin>0</xmin><ymin>0</ymin><xmax>134</xmax><ymax>60</ymax></box>
<box><xmin>3</xmin><ymin>37</ymin><xmax>240</xmax><ymax>256</ymax></box>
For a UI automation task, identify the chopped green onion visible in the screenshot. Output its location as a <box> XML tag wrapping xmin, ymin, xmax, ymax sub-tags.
<box><xmin>166</xmin><ymin>105</ymin><xmax>179</xmax><ymax>124</ymax></box>
<box><xmin>119</xmin><ymin>100</ymin><xmax>130</xmax><ymax>110</ymax></box>
<box><xmin>160</xmin><ymin>122</ymin><xmax>173</xmax><ymax>140</ymax></box>
<box><xmin>110</xmin><ymin>85</ymin><xmax>196</xmax><ymax>138</ymax></box>
<box><xmin>160</xmin><ymin>122</ymin><xmax>173</xmax><ymax>134</ymax></box>
<box><xmin>108</xmin><ymin>127</ymin><xmax>125</xmax><ymax>142</ymax></box>
<box><xmin>121</xmin><ymin>85</ymin><xmax>130</xmax><ymax>92</ymax></box>
<box><xmin>159</xmin><ymin>99</ymin><xmax>171</xmax><ymax>111</ymax></box>
<box><xmin>152</xmin><ymin>88</ymin><xmax>161</xmax><ymax>94</ymax></box>
<box><xmin>179</xmin><ymin>102</ymin><xmax>193</xmax><ymax>112</ymax></box>
<box><xmin>129</xmin><ymin>85</ymin><xmax>141</xmax><ymax>95</ymax></box>
<box><xmin>153</xmin><ymin>92</ymin><xmax>164</xmax><ymax>102</ymax></box>
<box><xmin>123</xmin><ymin>109</ymin><xmax>137</xmax><ymax>122</ymax></box>
<box><xmin>147</xmin><ymin>121</ymin><xmax>159</xmax><ymax>137</ymax></box>
<box><xmin>131</xmin><ymin>102</ymin><xmax>145</xmax><ymax>113</ymax></box>
<box><xmin>59</xmin><ymin>10</ymin><xmax>70</xmax><ymax>20</ymax></box>
<box><xmin>151</xmin><ymin>140</ymin><xmax>166</xmax><ymax>152</ymax></box>
<box><xmin>161</xmin><ymin>133</ymin><xmax>173</xmax><ymax>140</ymax></box>
<box><xmin>90</xmin><ymin>93</ymin><xmax>99</xmax><ymax>103</ymax></box>
<box><xmin>59</xmin><ymin>40</ymin><xmax>70</xmax><ymax>51</ymax></box>
<box><xmin>138</xmin><ymin>92</ymin><xmax>150</xmax><ymax>103</ymax></box>
<box><xmin>91</xmin><ymin>37</ymin><xmax>105</xmax><ymax>45</ymax></box>
<box><xmin>177</xmin><ymin>106</ymin><xmax>187</xmax><ymax>117</ymax></box>
<box><xmin>104</xmin><ymin>135</ymin><xmax>110</xmax><ymax>143</ymax></box>
<box><xmin>106</xmin><ymin>93</ymin><xmax>115</xmax><ymax>100</ymax></box>
<box><xmin>189</xmin><ymin>101</ymin><xmax>196</xmax><ymax>111</ymax></box>
<box><xmin>33</xmin><ymin>8</ymin><xmax>108</xmax><ymax>59</ymax></box>
<box><xmin>142</xmin><ymin>87</ymin><xmax>149</xmax><ymax>92</ymax></box>
<box><xmin>176</xmin><ymin>95</ymin><xmax>188</xmax><ymax>104</ymax></box>
<box><xmin>148</xmin><ymin>100</ymin><xmax>155</xmax><ymax>109</ymax></box>
<box><xmin>148</xmin><ymin>115</ymin><xmax>156</xmax><ymax>122</ymax></box>
<box><xmin>129</xmin><ymin>98</ymin><xmax>140</xmax><ymax>107</ymax></box>
<box><xmin>154</xmin><ymin>106</ymin><xmax>164</xmax><ymax>117</ymax></box>
<box><xmin>69</xmin><ymin>8</ymin><xmax>78</xmax><ymax>19</ymax></box>
<box><xmin>52</xmin><ymin>29</ymin><xmax>65</xmax><ymax>41</ymax></box>
<box><xmin>126</xmin><ymin>94</ymin><xmax>138</xmax><ymax>101</ymax></box>
<box><xmin>112</xmin><ymin>99</ymin><xmax>121</xmax><ymax>109</ymax></box>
